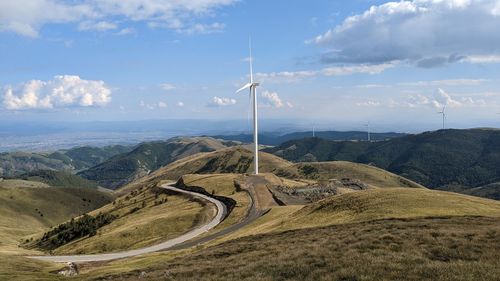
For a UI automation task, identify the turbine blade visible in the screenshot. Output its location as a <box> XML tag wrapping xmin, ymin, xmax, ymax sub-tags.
<box><xmin>236</xmin><ymin>83</ymin><xmax>252</xmax><ymax>93</ymax></box>
<box><xmin>249</xmin><ymin>37</ymin><xmax>254</xmax><ymax>83</ymax></box>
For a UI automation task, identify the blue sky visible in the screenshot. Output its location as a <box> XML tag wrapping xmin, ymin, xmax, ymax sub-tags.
<box><xmin>1</xmin><ymin>0</ymin><xmax>500</xmax><ymax>132</ymax></box>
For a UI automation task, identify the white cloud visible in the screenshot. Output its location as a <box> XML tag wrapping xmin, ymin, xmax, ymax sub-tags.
<box><xmin>356</xmin><ymin>101</ymin><xmax>382</xmax><ymax>107</ymax></box>
<box><xmin>140</xmin><ymin>100</ymin><xmax>155</xmax><ymax>110</ymax></box>
<box><xmin>78</xmin><ymin>20</ymin><xmax>117</xmax><ymax>31</ymax></box>
<box><xmin>0</xmin><ymin>0</ymin><xmax>236</xmax><ymax>37</ymax></box>
<box><xmin>158</xmin><ymin>101</ymin><xmax>167</xmax><ymax>108</ymax></box>
<box><xmin>178</xmin><ymin>22</ymin><xmax>225</xmax><ymax>34</ymax></box>
<box><xmin>462</xmin><ymin>55</ymin><xmax>500</xmax><ymax>64</ymax></box>
<box><xmin>255</xmin><ymin>63</ymin><xmax>394</xmax><ymax>84</ymax></box>
<box><xmin>260</xmin><ymin>91</ymin><xmax>284</xmax><ymax>108</ymax></box>
<box><xmin>311</xmin><ymin>0</ymin><xmax>500</xmax><ymax>67</ymax></box>
<box><xmin>3</xmin><ymin>75</ymin><xmax>111</xmax><ymax>110</ymax></box>
<box><xmin>404</xmin><ymin>88</ymin><xmax>477</xmax><ymax>109</ymax></box>
<box><xmin>209</xmin><ymin>96</ymin><xmax>236</xmax><ymax>107</ymax></box>
<box><xmin>177</xmin><ymin>101</ymin><xmax>184</xmax><ymax>107</ymax></box>
<box><xmin>0</xmin><ymin>0</ymin><xmax>93</xmax><ymax>38</ymax></box>
<box><xmin>399</xmin><ymin>79</ymin><xmax>488</xmax><ymax>87</ymax></box>
<box><xmin>161</xmin><ymin>83</ymin><xmax>176</xmax><ymax>91</ymax></box>
<box><xmin>115</xmin><ymin>27</ymin><xmax>135</xmax><ymax>35</ymax></box>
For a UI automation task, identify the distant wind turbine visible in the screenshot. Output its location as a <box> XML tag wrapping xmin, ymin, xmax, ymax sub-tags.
<box><xmin>438</xmin><ymin>105</ymin><xmax>446</xmax><ymax>130</ymax></box>
<box><xmin>365</xmin><ymin>122</ymin><xmax>371</xmax><ymax>142</ymax></box>
<box><xmin>236</xmin><ymin>39</ymin><xmax>260</xmax><ymax>175</ymax></box>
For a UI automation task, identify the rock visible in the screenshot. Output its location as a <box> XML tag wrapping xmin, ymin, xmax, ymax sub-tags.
<box><xmin>57</xmin><ymin>262</ymin><xmax>79</xmax><ymax>277</ymax></box>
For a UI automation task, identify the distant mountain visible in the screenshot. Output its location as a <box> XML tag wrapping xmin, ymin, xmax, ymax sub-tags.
<box><xmin>264</xmin><ymin>129</ymin><xmax>500</xmax><ymax>200</ymax></box>
<box><xmin>0</xmin><ymin>145</ymin><xmax>132</xmax><ymax>177</ymax></box>
<box><xmin>210</xmin><ymin>131</ymin><xmax>405</xmax><ymax>146</ymax></box>
<box><xmin>78</xmin><ymin>137</ymin><xmax>237</xmax><ymax>189</ymax></box>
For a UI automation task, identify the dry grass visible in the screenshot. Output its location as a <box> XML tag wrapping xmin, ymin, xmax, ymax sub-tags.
<box><xmin>0</xmin><ymin>254</ymin><xmax>65</xmax><ymax>281</ymax></box>
<box><xmin>53</xmin><ymin>195</ymin><xmax>212</xmax><ymax>254</ymax></box>
<box><xmin>279</xmin><ymin>161</ymin><xmax>425</xmax><ymax>189</ymax></box>
<box><xmin>228</xmin><ymin>188</ymin><xmax>500</xmax><ymax>236</ymax></box>
<box><xmin>179</xmin><ymin>174</ymin><xmax>251</xmax><ymax>231</ymax></box>
<box><xmin>0</xmin><ymin>181</ymin><xmax>113</xmax><ymax>255</ymax></box>
<box><xmin>50</xmin><ymin>183</ymin><xmax>215</xmax><ymax>255</ymax></box>
<box><xmin>78</xmin><ymin>216</ymin><xmax>500</xmax><ymax>281</ymax></box>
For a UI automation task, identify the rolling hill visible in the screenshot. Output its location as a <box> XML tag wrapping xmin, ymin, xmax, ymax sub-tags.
<box><xmin>0</xmin><ymin>179</ymin><xmax>113</xmax><ymax>255</ymax></box>
<box><xmin>211</xmin><ymin>130</ymin><xmax>405</xmax><ymax>145</ymax></box>
<box><xmin>19</xmin><ymin>170</ymin><xmax>98</xmax><ymax>189</ymax></box>
<box><xmin>78</xmin><ymin>137</ymin><xmax>237</xmax><ymax>189</ymax></box>
<box><xmin>265</xmin><ymin>129</ymin><xmax>500</xmax><ymax>199</ymax></box>
<box><xmin>77</xmin><ymin>183</ymin><xmax>500</xmax><ymax>281</ymax></box>
<box><xmin>0</xmin><ymin>145</ymin><xmax>132</xmax><ymax>177</ymax></box>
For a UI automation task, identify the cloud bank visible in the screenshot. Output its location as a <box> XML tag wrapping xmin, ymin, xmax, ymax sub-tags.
<box><xmin>312</xmin><ymin>0</ymin><xmax>500</xmax><ymax>67</ymax></box>
<box><xmin>0</xmin><ymin>0</ymin><xmax>236</xmax><ymax>37</ymax></box>
<box><xmin>3</xmin><ymin>75</ymin><xmax>111</xmax><ymax>110</ymax></box>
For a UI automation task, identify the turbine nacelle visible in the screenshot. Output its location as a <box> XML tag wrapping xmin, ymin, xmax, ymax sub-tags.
<box><xmin>236</xmin><ymin>82</ymin><xmax>260</xmax><ymax>94</ymax></box>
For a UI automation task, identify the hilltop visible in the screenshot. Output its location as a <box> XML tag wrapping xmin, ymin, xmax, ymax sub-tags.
<box><xmin>78</xmin><ymin>137</ymin><xmax>238</xmax><ymax>189</ymax></box>
<box><xmin>265</xmin><ymin>128</ymin><xmax>500</xmax><ymax>199</ymax></box>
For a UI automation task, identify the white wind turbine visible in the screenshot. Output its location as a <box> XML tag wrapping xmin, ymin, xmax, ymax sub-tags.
<box><xmin>236</xmin><ymin>39</ymin><xmax>260</xmax><ymax>175</ymax></box>
<box><xmin>365</xmin><ymin>122</ymin><xmax>371</xmax><ymax>142</ymax></box>
<box><xmin>438</xmin><ymin>104</ymin><xmax>446</xmax><ymax>130</ymax></box>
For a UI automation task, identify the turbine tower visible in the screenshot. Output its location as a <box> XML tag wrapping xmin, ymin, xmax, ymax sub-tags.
<box><xmin>438</xmin><ymin>105</ymin><xmax>446</xmax><ymax>130</ymax></box>
<box><xmin>236</xmin><ymin>39</ymin><xmax>260</xmax><ymax>175</ymax></box>
<box><xmin>365</xmin><ymin>122</ymin><xmax>371</xmax><ymax>142</ymax></box>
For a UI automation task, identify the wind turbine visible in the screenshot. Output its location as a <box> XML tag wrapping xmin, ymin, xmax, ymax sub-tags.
<box><xmin>438</xmin><ymin>105</ymin><xmax>446</xmax><ymax>130</ymax></box>
<box><xmin>236</xmin><ymin>39</ymin><xmax>260</xmax><ymax>175</ymax></box>
<box><xmin>365</xmin><ymin>122</ymin><xmax>371</xmax><ymax>142</ymax></box>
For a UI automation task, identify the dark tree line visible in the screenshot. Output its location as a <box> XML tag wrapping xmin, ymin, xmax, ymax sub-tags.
<box><xmin>34</xmin><ymin>212</ymin><xmax>117</xmax><ymax>250</ymax></box>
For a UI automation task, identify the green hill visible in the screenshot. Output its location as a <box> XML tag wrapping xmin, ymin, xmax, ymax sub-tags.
<box><xmin>0</xmin><ymin>145</ymin><xmax>132</xmax><ymax>177</ymax></box>
<box><xmin>55</xmin><ymin>145</ymin><xmax>132</xmax><ymax>170</ymax></box>
<box><xmin>78</xmin><ymin>137</ymin><xmax>235</xmax><ymax>189</ymax></box>
<box><xmin>265</xmin><ymin>129</ymin><xmax>500</xmax><ymax>199</ymax></box>
<box><xmin>20</xmin><ymin>170</ymin><xmax>98</xmax><ymax>189</ymax></box>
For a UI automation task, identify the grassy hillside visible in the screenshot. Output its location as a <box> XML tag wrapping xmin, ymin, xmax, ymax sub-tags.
<box><xmin>0</xmin><ymin>179</ymin><xmax>113</xmax><ymax>254</ymax></box>
<box><xmin>20</xmin><ymin>170</ymin><xmax>98</xmax><ymax>189</ymax></box>
<box><xmin>265</xmin><ymin>129</ymin><xmax>500</xmax><ymax>198</ymax></box>
<box><xmin>277</xmin><ymin>161</ymin><xmax>424</xmax><ymax>189</ymax></box>
<box><xmin>78</xmin><ymin>137</ymin><xmax>232</xmax><ymax>189</ymax></box>
<box><xmin>26</xmin><ymin>176</ymin><xmax>217</xmax><ymax>255</ymax></box>
<box><xmin>211</xmin><ymin>130</ymin><xmax>405</xmax><ymax>145</ymax></box>
<box><xmin>282</xmin><ymin>188</ymin><xmax>500</xmax><ymax>231</ymax></box>
<box><xmin>0</xmin><ymin>145</ymin><xmax>132</xmax><ymax>177</ymax></box>
<box><xmin>81</xmin><ymin>216</ymin><xmax>500</xmax><ymax>281</ymax></box>
<box><xmin>75</xmin><ymin>186</ymin><xmax>500</xmax><ymax>281</ymax></box>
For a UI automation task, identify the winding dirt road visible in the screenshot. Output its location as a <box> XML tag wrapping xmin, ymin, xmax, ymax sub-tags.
<box><xmin>28</xmin><ymin>184</ymin><xmax>227</xmax><ymax>263</ymax></box>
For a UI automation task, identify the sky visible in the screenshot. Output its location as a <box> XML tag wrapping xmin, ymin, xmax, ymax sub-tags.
<box><xmin>1</xmin><ymin>0</ymin><xmax>500</xmax><ymax>133</ymax></box>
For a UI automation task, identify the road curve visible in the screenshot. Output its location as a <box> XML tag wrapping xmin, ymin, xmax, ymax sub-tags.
<box><xmin>28</xmin><ymin>184</ymin><xmax>227</xmax><ymax>263</ymax></box>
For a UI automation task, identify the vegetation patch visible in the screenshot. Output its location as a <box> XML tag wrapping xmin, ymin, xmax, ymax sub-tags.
<box><xmin>29</xmin><ymin>213</ymin><xmax>117</xmax><ymax>251</ymax></box>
